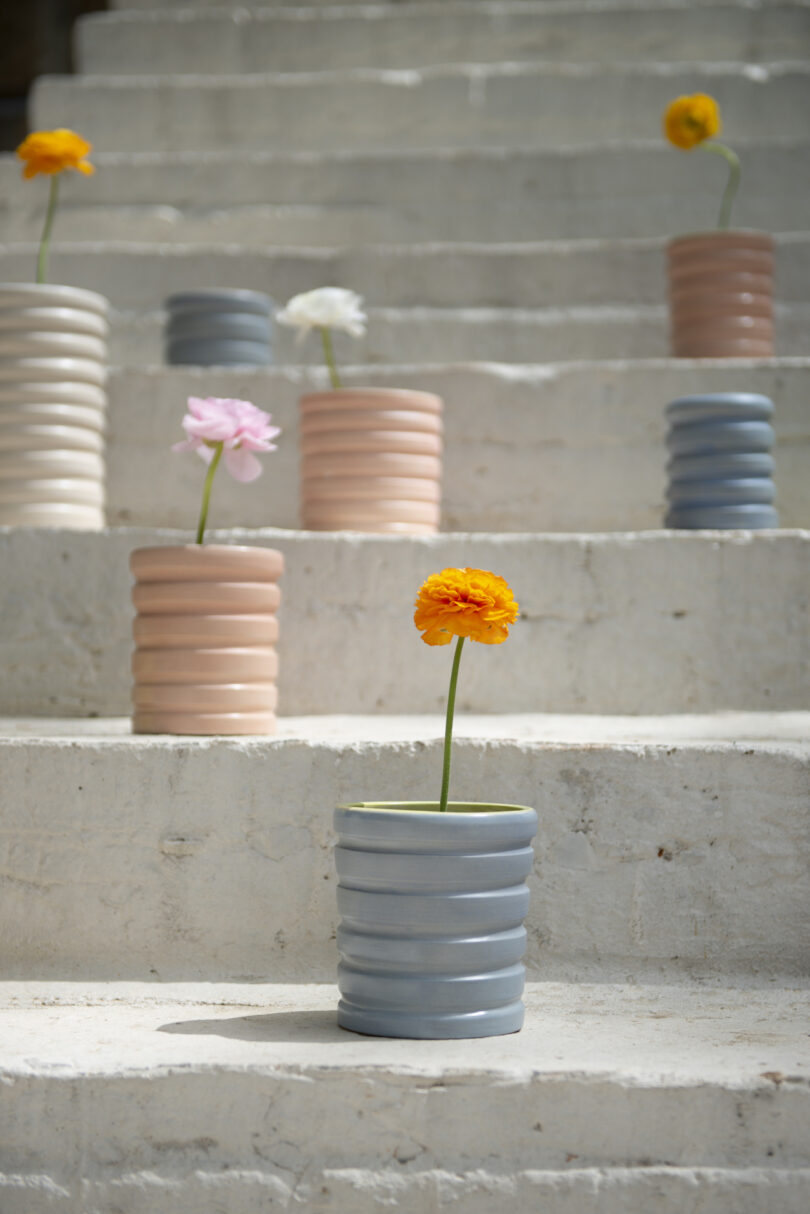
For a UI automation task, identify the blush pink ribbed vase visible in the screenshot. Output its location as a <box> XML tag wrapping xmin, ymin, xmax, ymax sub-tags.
<box><xmin>667</xmin><ymin>231</ymin><xmax>774</xmax><ymax>358</ymax></box>
<box><xmin>130</xmin><ymin>544</ymin><xmax>283</xmax><ymax>736</ymax></box>
<box><xmin>300</xmin><ymin>388</ymin><xmax>443</xmax><ymax>534</ymax></box>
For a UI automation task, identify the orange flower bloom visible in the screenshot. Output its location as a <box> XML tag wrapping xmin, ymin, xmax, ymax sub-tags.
<box><xmin>663</xmin><ymin>94</ymin><xmax>721</xmax><ymax>150</ymax></box>
<box><xmin>17</xmin><ymin>129</ymin><xmax>94</xmax><ymax>180</ymax></box>
<box><xmin>414</xmin><ymin>567</ymin><xmax>518</xmax><ymax>647</ymax></box>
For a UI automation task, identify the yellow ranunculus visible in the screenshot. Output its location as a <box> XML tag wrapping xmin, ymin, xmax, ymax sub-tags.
<box><xmin>414</xmin><ymin>567</ymin><xmax>519</xmax><ymax>647</ymax></box>
<box><xmin>664</xmin><ymin>94</ymin><xmax>721</xmax><ymax>150</ymax></box>
<box><xmin>17</xmin><ymin>129</ymin><xmax>94</xmax><ymax>180</ymax></box>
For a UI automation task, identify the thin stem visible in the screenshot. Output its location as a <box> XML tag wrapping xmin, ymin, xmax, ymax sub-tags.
<box><xmin>439</xmin><ymin>635</ymin><xmax>465</xmax><ymax>813</ymax></box>
<box><xmin>195</xmin><ymin>442</ymin><xmax>223</xmax><ymax>544</ymax></box>
<box><xmin>36</xmin><ymin>176</ymin><xmax>59</xmax><ymax>284</ymax></box>
<box><xmin>320</xmin><ymin>326</ymin><xmax>341</xmax><ymax>390</ymax></box>
<box><xmin>702</xmin><ymin>141</ymin><xmax>741</xmax><ymax>231</ymax></box>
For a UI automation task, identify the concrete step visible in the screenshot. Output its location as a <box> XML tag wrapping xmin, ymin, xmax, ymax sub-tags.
<box><xmin>1</xmin><ymin>713</ymin><xmax>808</xmax><ymax>981</ymax></box>
<box><xmin>104</xmin><ymin>361</ymin><xmax>810</xmax><ymax>532</ymax></box>
<box><xmin>31</xmin><ymin>62</ymin><xmax>810</xmax><ymax>153</ymax></box>
<box><xmin>0</xmin><ymin>528</ymin><xmax>806</xmax><ymax>717</ymax></box>
<box><xmin>77</xmin><ymin>3</ymin><xmax>810</xmax><ymax>75</ymax></box>
<box><xmin>1</xmin><ymin>239</ymin><xmax>808</xmax><ymax>363</ymax></box>
<box><xmin>4</xmin><ymin>140</ymin><xmax>805</xmax><ymax>244</ymax></box>
<box><xmin>3</xmin><ymin>237</ymin><xmax>806</xmax><ymax>310</ymax></box>
<box><xmin>1</xmin><ymin>980</ymin><xmax>808</xmax><ymax>1213</ymax></box>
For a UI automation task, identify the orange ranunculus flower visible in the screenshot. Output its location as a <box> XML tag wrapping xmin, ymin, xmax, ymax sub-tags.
<box><xmin>17</xmin><ymin>129</ymin><xmax>94</xmax><ymax>180</ymax></box>
<box><xmin>414</xmin><ymin>567</ymin><xmax>519</xmax><ymax>647</ymax></box>
<box><xmin>663</xmin><ymin>94</ymin><xmax>721</xmax><ymax>150</ymax></box>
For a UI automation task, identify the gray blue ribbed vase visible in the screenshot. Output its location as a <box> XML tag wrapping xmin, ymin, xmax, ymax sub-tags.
<box><xmin>665</xmin><ymin>393</ymin><xmax>778</xmax><ymax>529</ymax></box>
<box><xmin>164</xmin><ymin>290</ymin><xmax>273</xmax><ymax>366</ymax></box>
<box><xmin>334</xmin><ymin>801</ymin><xmax>538</xmax><ymax>1039</ymax></box>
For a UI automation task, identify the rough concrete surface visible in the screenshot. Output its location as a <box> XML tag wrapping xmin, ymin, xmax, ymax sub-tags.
<box><xmin>31</xmin><ymin>63</ymin><xmax>810</xmax><ymax>153</ymax></box>
<box><xmin>0</xmin><ymin>527</ymin><xmax>807</xmax><ymax>717</ymax></box>
<box><xmin>0</xmin><ymin>714</ymin><xmax>807</xmax><ymax>981</ymax></box>
<box><xmin>0</xmin><ymin>982</ymin><xmax>808</xmax><ymax>1212</ymax></box>
<box><xmin>101</xmin><ymin>361</ymin><xmax>810</xmax><ymax>532</ymax></box>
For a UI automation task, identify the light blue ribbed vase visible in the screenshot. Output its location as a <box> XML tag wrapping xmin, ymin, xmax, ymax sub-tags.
<box><xmin>164</xmin><ymin>290</ymin><xmax>273</xmax><ymax>366</ymax></box>
<box><xmin>334</xmin><ymin>801</ymin><xmax>538</xmax><ymax>1039</ymax></box>
<box><xmin>665</xmin><ymin>393</ymin><xmax>778</xmax><ymax>529</ymax></box>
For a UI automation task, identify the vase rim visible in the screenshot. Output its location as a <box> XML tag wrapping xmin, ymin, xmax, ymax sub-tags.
<box><xmin>338</xmin><ymin>801</ymin><xmax>535</xmax><ymax>816</ymax></box>
<box><xmin>300</xmin><ymin>387</ymin><xmax>443</xmax><ymax>407</ymax></box>
<box><xmin>0</xmin><ymin>282</ymin><xmax>109</xmax><ymax>314</ymax></box>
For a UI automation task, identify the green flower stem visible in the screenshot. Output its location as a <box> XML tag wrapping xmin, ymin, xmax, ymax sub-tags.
<box><xmin>439</xmin><ymin>635</ymin><xmax>465</xmax><ymax>813</ymax></box>
<box><xmin>320</xmin><ymin>326</ymin><xmax>341</xmax><ymax>390</ymax></box>
<box><xmin>195</xmin><ymin>442</ymin><xmax>223</xmax><ymax>545</ymax></box>
<box><xmin>702</xmin><ymin>141</ymin><xmax>741</xmax><ymax>230</ymax></box>
<box><xmin>36</xmin><ymin>176</ymin><xmax>59</xmax><ymax>285</ymax></box>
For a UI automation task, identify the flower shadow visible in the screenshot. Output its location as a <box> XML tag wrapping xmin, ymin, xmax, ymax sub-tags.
<box><xmin>158</xmin><ymin>1009</ymin><xmax>351</xmax><ymax>1043</ymax></box>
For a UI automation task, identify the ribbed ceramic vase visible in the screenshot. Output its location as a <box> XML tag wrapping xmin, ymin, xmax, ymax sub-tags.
<box><xmin>665</xmin><ymin>393</ymin><xmax>778</xmax><ymax>529</ymax></box>
<box><xmin>165</xmin><ymin>290</ymin><xmax>273</xmax><ymax>366</ymax></box>
<box><xmin>300</xmin><ymin>388</ymin><xmax>443</xmax><ymax>533</ymax></box>
<box><xmin>334</xmin><ymin>802</ymin><xmax>538</xmax><ymax>1039</ymax></box>
<box><xmin>667</xmin><ymin>232</ymin><xmax>774</xmax><ymax>358</ymax></box>
<box><xmin>130</xmin><ymin>544</ymin><xmax>283</xmax><ymax>735</ymax></box>
<box><xmin>0</xmin><ymin>283</ymin><xmax>108</xmax><ymax>529</ymax></box>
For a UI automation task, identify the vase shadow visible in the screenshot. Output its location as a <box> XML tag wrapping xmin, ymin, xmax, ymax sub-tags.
<box><xmin>158</xmin><ymin>1009</ymin><xmax>349</xmax><ymax>1043</ymax></box>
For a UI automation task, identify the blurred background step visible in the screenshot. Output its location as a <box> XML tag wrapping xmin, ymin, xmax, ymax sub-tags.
<box><xmin>0</xmin><ymin>239</ymin><xmax>808</xmax><ymax>362</ymax></box>
<box><xmin>1</xmin><ymin>979</ymin><xmax>808</xmax><ymax>1212</ymax></box>
<box><xmin>3</xmin><ymin>141</ymin><xmax>805</xmax><ymax>244</ymax></box>
<box><xmin>104</xmin><ymin>362</ymin><xmax>810</xmax><ymax>532</ymax></box>
<box><xmin>0</xmin><ymin>527</ymin><xmax>806</xmax><ymax>717</ymax></box>
<box><xmin>76</xmin><ymin>2</ymin><xmax>810</xmax><ymax>75</ymax></box>
<box><xmin>1</xmin><ymin>713</ymin><xmax>808</xmax><ymax>980</ymax></box>
<box><xmin>30</xmin><ymin>62</ymin><xmax>810</xmax><ymax>153</ymax></box>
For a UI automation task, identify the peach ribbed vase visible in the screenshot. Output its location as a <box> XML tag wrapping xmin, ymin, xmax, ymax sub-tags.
<box><xmin>300</xmin><ymin>388</ymin><xmax>443</xmax><ymax>534</ymax></box>
<box><xmin>667</xmin><ymin>232</ymin><xmax>774</xmax><ymax>358</ymax></box>
<box><xmin>130</xmin><ymin>544</ymin><xmax>283</xmax><ymax>736</ymax></box>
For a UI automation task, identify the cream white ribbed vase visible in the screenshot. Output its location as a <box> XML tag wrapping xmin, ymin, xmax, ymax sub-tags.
<box><xmin>0</xmin><ymin>283</ymin><xmax>108</xmax><ymax>529</ymax></box>
<box><xmin>300</xmin><ymin>388</ymin><xmax>443</xmax><ymax>534</ymax></box>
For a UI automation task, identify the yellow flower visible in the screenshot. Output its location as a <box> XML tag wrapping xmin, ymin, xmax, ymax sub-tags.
<box><xmin>17</xmin><ymin>129</ymin><xmax>94</xmax><ymax>180</ymax></box>
<box><xmin>663</xmin><ymin>94</ymin><xmax>721</xmax><ymax>150</ymax></box>
<box><xmin>414</xmin><ymin>567</ymin><xmax>519</xmax><ymax>647</ymax></box>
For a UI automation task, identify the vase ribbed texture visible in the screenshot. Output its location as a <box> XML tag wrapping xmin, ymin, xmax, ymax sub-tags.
<box><xmin>665</xmin><ymin>393</ymin><xmax>778</xmax><ymax>529</ymax></box>
<box><xmin>164</xmin><ymin>290</ymin><xmax>273</xmax><ymax>366</ymax></box>
<box><xmin>0</xmin><ymin>283</ymin><xmax>108</xmax><ymax>529</ymax></box>
<box><xmin>130</xmin><ymin>544</ymin><xmax>284</xmax><ymax>735</ymax></box>
<box><xmin>334</xmin><ymin>802</ymin><xmax>537</xmax><ymax>1039</ymax></box>
<box><xmin>300</xmin><ymin>388</ymin><xmax>443</xmax><ymax>533</ymax></box>
<box><xmin>667</xmin><ymin>232</ymin><xmax>774</xmax><ymax>358</ymax></box>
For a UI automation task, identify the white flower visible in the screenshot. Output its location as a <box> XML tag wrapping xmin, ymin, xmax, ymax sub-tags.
<box><xmin>276</xmin><ymin>287</ymin><xmax>367</xmax><ymax>339</ymax></box>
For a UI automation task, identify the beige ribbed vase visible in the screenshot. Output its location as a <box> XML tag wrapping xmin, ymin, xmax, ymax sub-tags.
<box><xmin>300</xmin><ymin>388</ymin><xmax>443</xmax><ymax>534</ymax></box>
<box><xmin>0</xmin><ymin>283</ymin><xmax>108</xmax><ymax>528</ymax></box>
<box><xmin>130</xmin><ymin>545</ymin><xmax>284</xmax><ymax>736</ymax></box>
<box><xmin>667</xmin><ymin>232</ymin><xmax>774</xmax><ymax>358</ymax></box>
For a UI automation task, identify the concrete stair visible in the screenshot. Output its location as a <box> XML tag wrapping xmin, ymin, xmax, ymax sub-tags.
<box><xmin>1</xmin><ymin>981</ymin><xmax>809</xmax><ymax>1213</ymax></box>
<box><xmin>2</xmin><ymin>0</ymin><xmax>809</xmax><ymax>1208</ymax></box>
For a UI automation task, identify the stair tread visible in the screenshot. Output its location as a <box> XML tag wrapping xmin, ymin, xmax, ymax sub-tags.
<box><xmin>2</xmin><ymin>710</ymin><xmax>809</xmax><ymax>747</ymax></box>
<box><xmin>2</xmin><ymin>979</ymin><xmax>808</xmax><ymax>1082</ymax></box>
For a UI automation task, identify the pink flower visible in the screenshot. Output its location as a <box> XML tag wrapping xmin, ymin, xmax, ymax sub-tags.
<box><xmin>173</xmin><ymin>396</ymin><xmax>280</xmax><ymax>482</ymax></box>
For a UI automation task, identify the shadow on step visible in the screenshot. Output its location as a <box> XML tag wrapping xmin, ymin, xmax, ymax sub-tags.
<box><xmin>158</xmin><ymin>1009</ymin><xmax>344</xmax><ymax>1043</ymax></box>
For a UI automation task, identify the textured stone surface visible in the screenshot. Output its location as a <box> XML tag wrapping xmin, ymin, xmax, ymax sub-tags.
<box><xmin>0</xmin><ymin>528</ymin><xmax>807</xmax><ymax>716</ymax></box>
<box><xmin>77</xmin><ymin>3</ymin><xmax>810</xmax><ymax>74</ymax></box>
<box><xmin>103</xmin><ymin>361</ymin><xmax>810</xmax><ymax>531</ymax></box>
<box><xmin>3</xmin><ymin>140</ymin><xmax>806</xmax><ymax>244</ymax></box>
<box><xmin>0</xmin><ymin>981</ymin><xmax>808</xmax><ymax>1212</ymax></box>
<box><xmin>0</xmin><ymin>714</ymin><xmax>807</xmax><ymax>981</ymax></box>
<box><xmin>31</xmin><ymin>63</ymin><xmax>810</xmax><ymax>153</ymax></box>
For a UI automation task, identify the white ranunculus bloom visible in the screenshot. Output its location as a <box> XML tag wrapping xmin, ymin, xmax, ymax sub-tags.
<box><xmin>276</xmin><ymin>287</ymin><xmax>367</xmax><ymax>339</ymax></box>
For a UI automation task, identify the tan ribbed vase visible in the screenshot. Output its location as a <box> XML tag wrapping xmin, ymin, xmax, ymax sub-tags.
<box><xmin>667</xmin><ymin>232</ymin><xmax>774</xmax><ymax>358</ymax></box>
<box><xmin>300</xmin><ymin>388</ymin><xmax>443</xmax><ymax>534</ymax></box>
<box><xmin>0</xmin><ymin>283</ymin><xmax>109</xmax><ymax>529</ymax></box>
<box><xmin>130</xmin><ymin>544</ymin><xmax>283</xmax><ymax>736</ymax></box>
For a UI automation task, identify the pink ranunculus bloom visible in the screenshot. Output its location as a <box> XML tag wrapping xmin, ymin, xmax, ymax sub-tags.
<box><xmin>172</xmin><ymin>396</ymin><xmax>280</xmax><ymax>482</ymax></box>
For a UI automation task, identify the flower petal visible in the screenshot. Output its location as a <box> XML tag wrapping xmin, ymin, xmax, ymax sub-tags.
<box><xmin>224</xmin><ymin>446</ymin><xmax>263</xmax><ymax>482</ymax></box>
